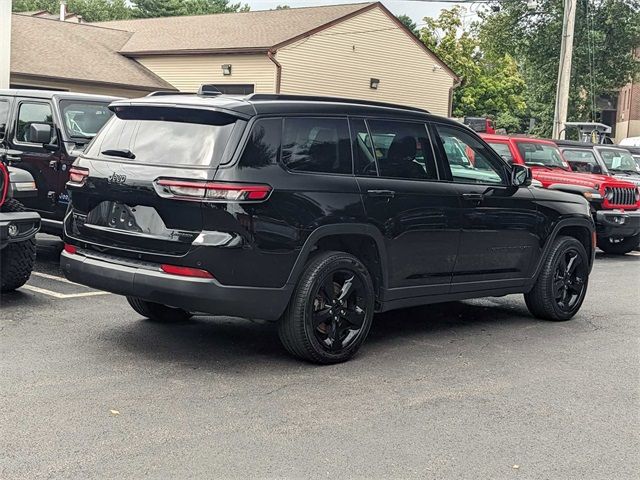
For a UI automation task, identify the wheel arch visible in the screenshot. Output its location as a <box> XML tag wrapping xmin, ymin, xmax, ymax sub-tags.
<box><xmin>532</xmin><ymin>218</ymin><xmax>595</xmax><ymax>283</ymax></box>
<box><xmin>286</xmin><ymin>224</ymin><xmax>389</xmax><ymax>301</ymax></box>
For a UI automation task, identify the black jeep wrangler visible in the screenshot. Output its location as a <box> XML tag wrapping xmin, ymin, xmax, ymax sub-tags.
<box><xmin>0</xmin><ymin>161</ymin><xmax>40</xmax><ymax>292</ymax></box>
<box><xmin>61</xmin><ymin>91</ymin><xmax>595</xmax><ymax>364</ymax></box>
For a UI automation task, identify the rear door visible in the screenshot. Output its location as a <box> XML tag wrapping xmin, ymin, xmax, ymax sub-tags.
<box><xmin>65</xmin><ymin>106</ymin><xmax>240</xmax><ymax>259</ymax></box>
<box><xmin>352</xmin><ymin>117</ymin><xmax>460</xmax><ymax>297</ymax></box>
<box><xmin>431</xmin><ymin>123</ymin><xmax>540</xmax><ymax>291</ymax></box>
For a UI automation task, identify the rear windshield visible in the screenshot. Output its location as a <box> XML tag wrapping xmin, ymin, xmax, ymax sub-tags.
<box><xmin>516</xmin><ymin>141</ymin><xmax>567</xmax><ymax>168</ymax></box>
<box><xmin>84</xmin><ymin>109</ymin><xmax>236</xmax><ymax>167</ymax></box>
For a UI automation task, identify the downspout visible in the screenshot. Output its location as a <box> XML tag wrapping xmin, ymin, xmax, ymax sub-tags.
<box><xmin>448</xmin><ymin>78</ymin><xmax>461</xmax><ymax>118</ymax></box>
<box><xmin>267</xmin><ymin>50</ymin><xmax>282</xmax><ymax>94</ymax></box>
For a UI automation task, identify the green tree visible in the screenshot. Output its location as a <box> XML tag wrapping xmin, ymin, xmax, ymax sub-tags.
<box><xmin>420</xmin><ymin>7</ymin><xmax>527</xmax><ymax>128</ymax></box>
<box><xmin>13</xmin><ymin>0</ymin><xmax>134</xmax><ymax>22</ymax></box>
<box><xmin>478</xmin><ymin>0</ymin><xmax>640</xmax><ymax>136</ymax></box>
<box><xmin>396</xmin><ymin>14</ymin><xmax>419</xmax><ymax>37</ymax></box>
<box><xmin>132</xmin><ymin>0</ymin><xmax>248</xmax><ymax>18</ymax></box>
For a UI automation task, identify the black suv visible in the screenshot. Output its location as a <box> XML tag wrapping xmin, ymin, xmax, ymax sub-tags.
<box><xmin>61</xmin><ymin>92</ymin><xmax>595</xmax><ymax>364</ymax></box>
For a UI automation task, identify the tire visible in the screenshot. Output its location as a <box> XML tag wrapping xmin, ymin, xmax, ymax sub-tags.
<box><xmin>597</xmin><ymin>234</ymin><xmax>640</xmax><ymax>255</ymax></box>
<box><xmin>0</xmin><ymin>199</ymin><xmax>36</xmax><ymax>293</ymax></box>
<box><xmin>278</xmin><ymin>251</ymin><xmax>375</xmax><ymax>364</ymax></box>
<box><xmin>126</xmin><ymin>296</ymin><xmax>192</xmax><ymax>322</ymax></box>
<box><xmin>525</xmin><ymin>235</ymin><xmax>589</xmax><ymax>321</ymax></box>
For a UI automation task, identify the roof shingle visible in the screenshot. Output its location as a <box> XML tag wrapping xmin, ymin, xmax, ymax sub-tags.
<box><xmin>11</xmin><ymin>15</ymin><xmax>175</xmax><ymax>90</ymax></box>
<box><xmin>96</xmin><ymin>2</ymin><xmax>374</xmax><ymax>55</ymax></box>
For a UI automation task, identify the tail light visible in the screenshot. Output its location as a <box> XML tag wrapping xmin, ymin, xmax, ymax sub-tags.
<box><xmin>160</xmin><ymin>264</ymin><xmax>214</xmax><ymax>279</ymax></box>
<box><xmin>63</xmin><ymin>243</ymin><xmax>77</xmax><ymax>254</ymax></box>
<box><xmin>155</xmin><ymin>179</ymin><xmax>271</xmax><ymax>202</ymax></box>
<box><xmin>0</xmin><ymin>162</ymin><xmax>8</xmax><ymax>207</ymax></box>
<box><xmin>68</xmin><ymin>166</ymin><xmax>89</xmax><ymax>186</ymax></box>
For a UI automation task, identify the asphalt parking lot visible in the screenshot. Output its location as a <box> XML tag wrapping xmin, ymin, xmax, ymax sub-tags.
<box><xmin>1</xmin><ymin>235</ymin><xmax>638</xmax><ymax>479</ymax></box>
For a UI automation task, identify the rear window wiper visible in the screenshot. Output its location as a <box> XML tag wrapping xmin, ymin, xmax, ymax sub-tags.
<box><xmin>101</xmin><ymin>148</ymin><xmax>136</xmax><ymax>159</ymax></box>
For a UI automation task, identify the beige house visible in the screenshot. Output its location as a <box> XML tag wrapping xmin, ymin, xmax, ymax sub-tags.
<box><xmin>11</xmin><ymin>2</ymin><xmax>458</xmax><ymax>115</ymax></box>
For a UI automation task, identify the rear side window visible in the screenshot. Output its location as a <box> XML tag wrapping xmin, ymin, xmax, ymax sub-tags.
<box><xmin>367</xmin><ymin>119</ymin><xmax>437</xmax><ymax>180</ymax></box>
<box><xmin>85</xmin><ymin>111</ymin><xmax>236</xmax><ymax>167</ymax></box>
<box><xmin>281</xmin><ymin>117</ymin><xmax>351</xmax><ymax>174</ymax></box>
<box><xmin>15</xmin><ymin>102</ymin><xmax>54</xmax><ymax>143</ymax></box>
<box><xmin>238</xmin><ymin>118</ymin><xmax>282</xmax><ymax>168</ymax></box>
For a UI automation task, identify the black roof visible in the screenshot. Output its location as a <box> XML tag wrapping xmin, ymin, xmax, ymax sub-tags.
<box><xmin>110</xmin><ymin>92</ymin><xmax>458</xmax><ymax>125</ymax></box>
<box><xmin>0</xmin><ymin>89</ymin><xmax>121</xmax><ymax>102</ymax></box>
<box><xmin>554</xmin><ymin>139</ymin><xmax>596</xmax><ymax>148</ymax></box>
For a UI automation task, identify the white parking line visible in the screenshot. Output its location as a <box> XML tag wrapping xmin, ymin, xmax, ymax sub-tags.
<box><xmin>32</xmin><ymin>271</ymin><xmax>79</xmax><ymax>285</ymax></box>
<box><xmin>22</xmin><ymin>285</ymin><xmax>111</xmax><ymax>299</ymax></box>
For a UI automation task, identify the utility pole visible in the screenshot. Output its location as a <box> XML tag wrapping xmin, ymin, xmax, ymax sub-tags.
<box><xmin>552</xmin><ymin>0</ymin><xmax>577</xmax><ymax>139</ymax></box>
<box><xmin>0</xmin><ymin>0</ymin><xmax>11</xmax><ymax>89</ymax></box>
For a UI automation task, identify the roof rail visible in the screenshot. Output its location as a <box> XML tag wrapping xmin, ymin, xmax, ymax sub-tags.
<box><xmin>146</xmin><ymin>91</ymin><xmax>193</xmax><ymax>97</ymax></box>
<box><xmin>246</xmin><ymin>94</ymin><xmax>429</xmax><ymax>113</ymax></box>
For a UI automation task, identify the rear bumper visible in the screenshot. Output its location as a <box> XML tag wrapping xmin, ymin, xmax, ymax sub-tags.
<box><xmin>60</xmin><ymin>250</ymin><xmax>292</xmax><ymax>321</ymax></box>
<box><xmin>0</xmin><ymin>211</ymin><xmax>40</xmax><ymax>248</ymax></box>
<box><xmin>595</xmin><ymin>209</ymin><xmax>640</xmax><ymax>238</ymax></box>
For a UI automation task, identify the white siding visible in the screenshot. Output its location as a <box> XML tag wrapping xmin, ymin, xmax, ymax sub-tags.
<box><xmin>276</xmin><ymin>6</ymin><xmax>455</xmax><ymax>116</ymax></box>
<box><xmin>136</xmin><ymin>54</ymin><xmax>277</xmax><ymax>93</ymax></box>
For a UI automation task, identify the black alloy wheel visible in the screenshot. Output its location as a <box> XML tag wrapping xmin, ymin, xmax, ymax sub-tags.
<box><xmin>552</xmin><ymin>247</ymin><xmax>588</xmax><ymax>313</ymax></box>
<box><xmin>525</xmin><ymin>235</ymin><xmax>590</xmax><ymax>321</ymax></box>
<box><xmin>278</xmin><ymin>251</ymin><xmax>375</xmax><ymax>364</ymax></box>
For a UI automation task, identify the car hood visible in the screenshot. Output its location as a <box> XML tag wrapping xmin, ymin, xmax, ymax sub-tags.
<box><xmin>531</xmin><ymin>168</ymin><xmax>636</xmax><ymax>188</ymax></box>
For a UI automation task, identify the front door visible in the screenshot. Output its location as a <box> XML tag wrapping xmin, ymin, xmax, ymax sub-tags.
<box><xmin>431</xmin><ymin>123</ymin><xmax>540</xmax><ymax>292</ymax></box>
<box><xmin>9</xmin><ymin>99</ymin><xmax>61</xmax><ymax>214</ymax></box>
<box><xmin>351</xmin><ymin>118</ymin><xmax>460</xmax><ymax>299</ymax></box>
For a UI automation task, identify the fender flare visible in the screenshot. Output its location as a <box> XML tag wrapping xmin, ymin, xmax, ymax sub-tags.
<box><xmin>531</xmin><ymin>217</ymin><xmax>595</xmax><ymax>282</ymax></box>
<box><xmin>285</xmin><ymin>223</ymin><xmax>389</xmax><ymax>289</ymax></box>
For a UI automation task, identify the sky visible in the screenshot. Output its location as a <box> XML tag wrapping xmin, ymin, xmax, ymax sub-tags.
<box><xmin>243</xmin><ymin>0</ymin><xmax>472</xmax><ymax>25</ymax></box>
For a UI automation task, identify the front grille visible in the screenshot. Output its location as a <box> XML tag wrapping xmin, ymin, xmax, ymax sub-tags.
<box><xmin>605</xmin><ymin>187</ymin><xmax>637</xmax><ymax>206</ymax></box>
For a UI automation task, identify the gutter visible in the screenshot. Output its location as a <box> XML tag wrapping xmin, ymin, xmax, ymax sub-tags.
<box><xmin>267</xmin><ymin>50</ymin><xmax>282</xmax><ymax>94</ymax></box>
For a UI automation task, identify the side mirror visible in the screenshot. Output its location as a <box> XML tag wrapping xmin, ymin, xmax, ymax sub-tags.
<box><xmin>0</xmin><ymin>123</ymin><xmax>5</xmax><ymax>137</ymax></box>
<box><xmin>591</xmin><ymin>164</ymin><xmax>603</xmax><ymax>174</ymax></box>
<box><xmin>27</xmin><ymin>123</ymin><xmax>52</xmax><ymax>144</ymax></box>
<box><xmin>511</xmin><ymin>164</ymin><xmax>532</xmax><ymax>187</ymax></box>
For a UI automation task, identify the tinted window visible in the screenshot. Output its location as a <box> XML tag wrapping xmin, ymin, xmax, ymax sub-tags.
<box><xmin>516</xmin><ymin>141</ymin><xmax>567</xmax><ymax>168</ymax></box>
<box><xmin>59</xmin><ymin>100</ymin><xmax>113</xmax><ymax>139</ymax></box>
<box><xmin>239</xmin><ymin>118</ymin><xmax>282</xmax><ymax>168</ymax></box>
<box><xmin>367</xmin><ymin>120</ymin><xmax>437</xmax><ymax>180</ymax></box>
<box><xmin>0</xmin><ymin>100</ymin><xmax>9</xmax><ymax>139</ymax></box>
<box><xmin>281</xmin><ymin>118</ymin><xmax>351</xmax><ymax>174</ymax></box>
<box><xmin>435</xmin><ymin>124</ymin><xmax>505</xmax><ymax>185</ymax></box>
<box><xmin>487</xmin><ymin>142</ymin><xmax>514</xmax><ymax>163</ymax></box>
<box><xmin>85</xmin><ymin>115</ymin><xmax>235</xmax><ymax>167</ymax></box>
<box><xmin>351</xmin><ymin>118</ymin><xmax>378</xmax><ymax>176</ymax></box>
<box><xmin>15</xmin><ymin>102</ymin><xmax>54</xmax><ymax>143</ymax></box>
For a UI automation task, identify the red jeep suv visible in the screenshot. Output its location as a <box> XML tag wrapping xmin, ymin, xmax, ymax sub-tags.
<box><xmin>482</xmin><ymin>134</ymin><xmax>640</xmax><ymax>254</ymax></box>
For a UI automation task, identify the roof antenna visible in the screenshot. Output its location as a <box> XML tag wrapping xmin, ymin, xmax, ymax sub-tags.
<box><xmin>198</xmin><ymin>84</ymin><xmax>222</xmax><ymax>96</ymax></box>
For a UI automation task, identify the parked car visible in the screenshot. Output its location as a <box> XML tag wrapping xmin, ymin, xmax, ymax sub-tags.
<box><xmin>61</xmin><ymin>91</ymin><xmax>595</xmax><ymax>364</ymax></box>
<box><xmin>555</xmin><ymin>140</ymin><xmax>640</xmax><ymax>187</ymax></box>
<box><xmin>482</xmin><ymin>134</ymin><xmax>640</xmax><ymax>255</ymax></box>
<box><xmin>0</xmin><ymin>89</ymin><xmax>120</xmax><ymax>235</ymax></box>
<box><xmin>0</xmin><ymin>158</ymin><xmax>40</xmax><ymax>292</ymax></box>
<box><xmin>618</xmin><ymin>145</ymin><xmax>640</xmax><ymax>169</ymax></box>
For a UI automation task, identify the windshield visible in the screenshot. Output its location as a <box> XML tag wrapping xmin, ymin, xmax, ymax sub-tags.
<box><xmin>487</xmin><ymin>142</ymin><xmax>514</xmax><ymax>163</ymax></box>
<box><xmin>59</xmin><ymin>100</ymin><xmax>113</xmax><ymax>140</ymax></box>
<box><xmin>516</xmin><ymin>141</ymin><xmax>567</xmax><ymax>168</ymax></box>
<box><xmin>597</xmin><ymin>148</ymin><xmax>640</xmax><ymax>173</ymax></box>
<box><xmin>84</xmin><ymin>114</ymin><xmax>236</xmax><ymax>167</ymax></box>
<box><xmin>561</xmin><ymin>149</ymin><xmax>602</xmax><ymax>173</ymax></box>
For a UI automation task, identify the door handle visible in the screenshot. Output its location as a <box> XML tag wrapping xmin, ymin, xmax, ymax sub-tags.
<box><xmin>367</xmin><ymin>189</ymin><xmax>395</xmax><ymax>198</ymax></box>
<box><xmin>5</xmin><ymin>155</ymin><xmax>21</xmax><ymax>162</ymax></box>
<box><xmin>462</xmin><ymin>193</ymin><xmax>484</xmax><ymax>203</ymax></box>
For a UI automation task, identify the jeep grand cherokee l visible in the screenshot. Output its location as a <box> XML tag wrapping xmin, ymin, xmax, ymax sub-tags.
<box><xmin>483</xmin><ymin>134</ymin><xmax>640</xmax><ymax>255</ymax></box>
<box><xmin>61</xmin><ymin>92</ymin><xmax>595</xmax><ymax>364</ymax></box>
